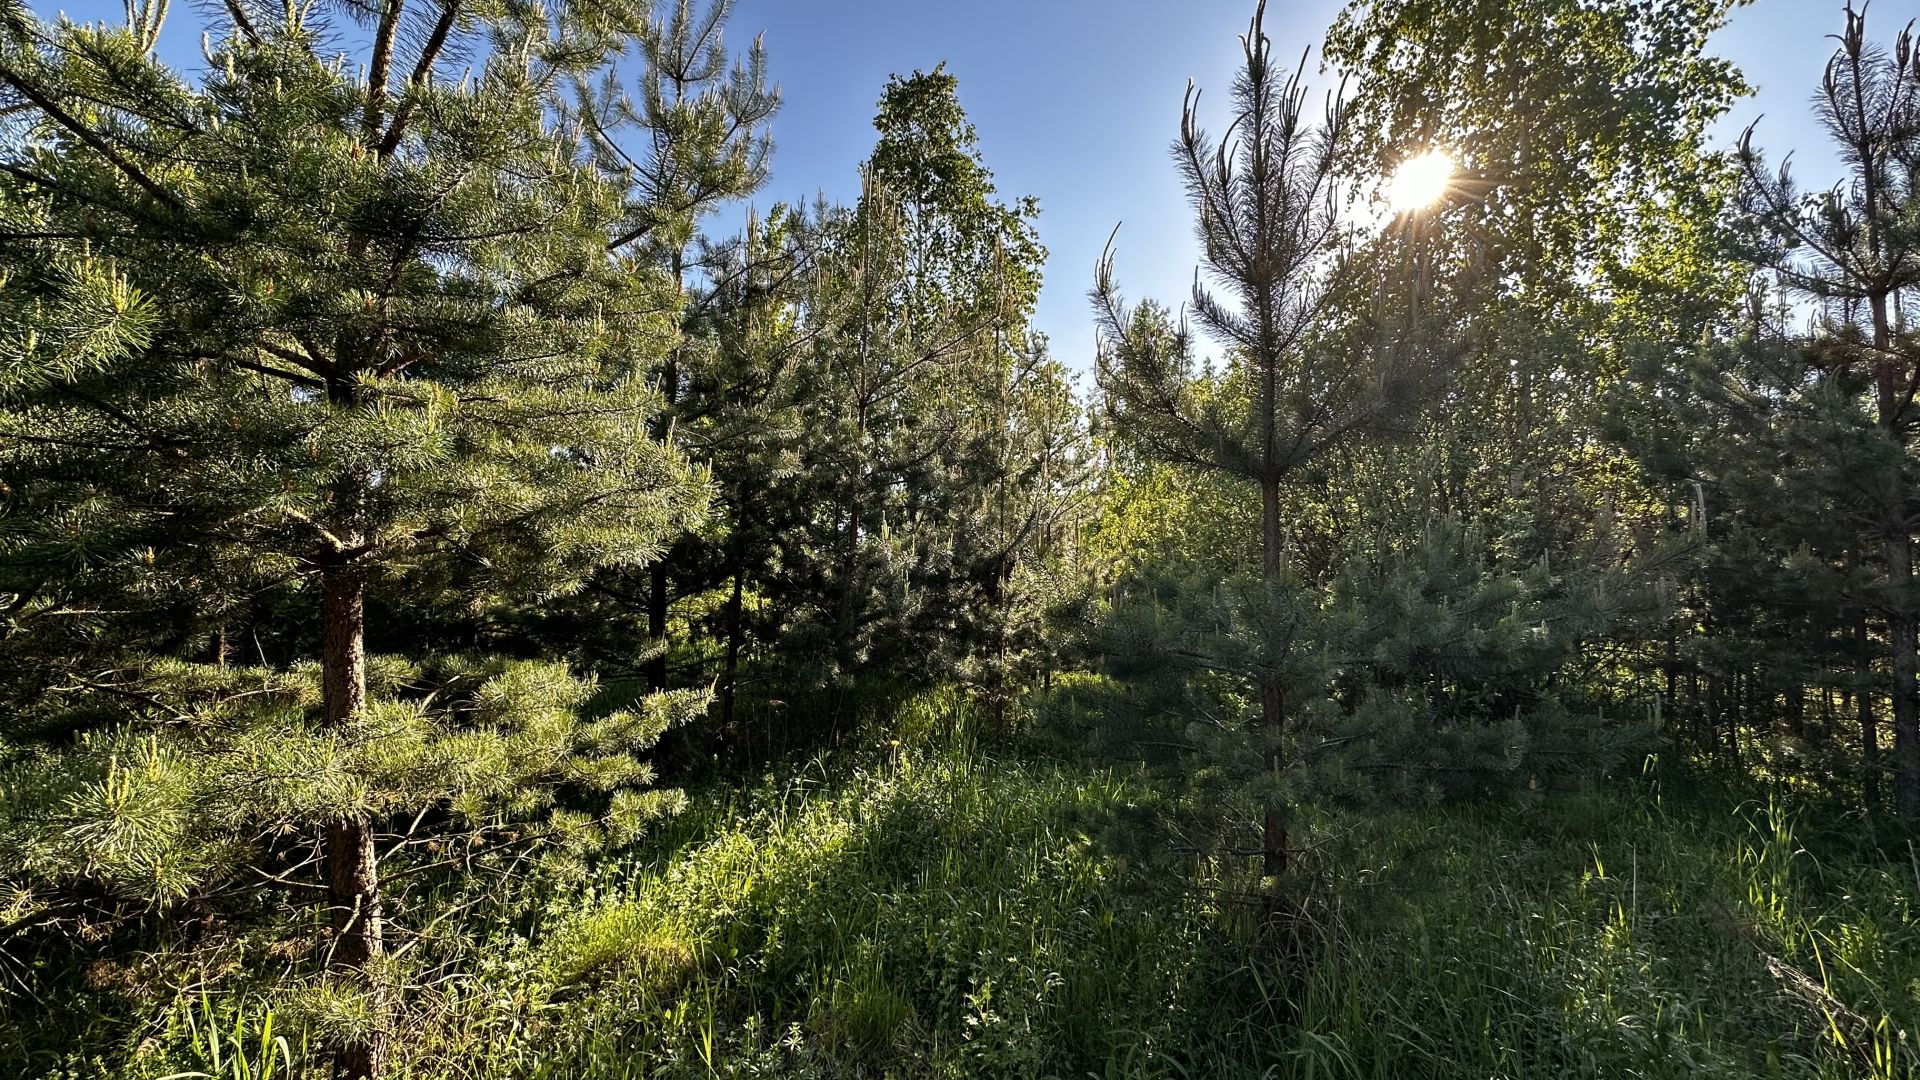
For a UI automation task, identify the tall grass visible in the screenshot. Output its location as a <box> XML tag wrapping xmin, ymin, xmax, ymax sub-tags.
<box><xmin>158</xmin><ymin>994</ymin><xmax>300</xmax><ymax>1080</ymax></box>
<box><xmin>1284</xmin><ymin>779</ymin><xmax>1919</xmax><ymax>1080</ymax></box>
<box><xmin>11</xmin><ymin>693</ymin><xmax>1919</xmax><ymax>1078</ymax></box>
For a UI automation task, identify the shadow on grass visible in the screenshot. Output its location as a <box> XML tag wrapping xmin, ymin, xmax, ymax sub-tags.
<box><xmin>521</xmin><ymin>733</ymin><xmax>1283</xmax><ymax>1079</ymax></box>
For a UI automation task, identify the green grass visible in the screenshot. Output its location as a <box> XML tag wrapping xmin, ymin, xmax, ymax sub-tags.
<box><xmin>1287</xmin><ymin>773</ymin><xmax>1920</xmax><ymax>1080</ymax></box>
<box><xmin>12</xmin><ymin>700</ymin><xmax>1920</xmax><ymax>1079</ymax></box>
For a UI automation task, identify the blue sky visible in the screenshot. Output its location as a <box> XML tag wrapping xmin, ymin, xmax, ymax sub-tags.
<box><xmin>720</xmin><ymin>0</ymin><xmax>1860</xmax><ymax>374</ymax></box>
<box><xmin>44</xmin><ymin>0</ymin><xmax>1873</xmax><ymax>375</ymax></box>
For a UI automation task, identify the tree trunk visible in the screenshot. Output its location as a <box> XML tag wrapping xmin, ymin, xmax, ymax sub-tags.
<box><xmin>1664</xmin><ymin>630</ymin><xmax>1678</xmax><ymax>733</ymax></box>
<box><xmin>1261</xmin><ymin>684</ymin><xmax>1286</xmax><ymax>877</ymax></box>
<box><xmin>1861</xmin><ymin>692</ymin><xmax>1882</xmax><ymax>812</ymax></box>
<box><xmin>990</xmin><ymin>570</ymin><xmax>1012</xmax><ymax>732</ymax></box>
<box><xmin>648</xmin><ymin>252</ymin><xmax>688</xmax><ymax>693</ymax></box>
<box><xmin>1728</xmin><ymin>670</ymin><xmax>1743</xmax><ymax>767</ymax></box>
<box><xmin>646</xmin><ymin>561</ymin><xmax>670</xmax><ymax>691</ymax></box>
<box><xmin>831</xmin><ymin>402</ymin><xmax>870</xmax><ymax>668</ymax></box>
<box><xmin>1259</xmin><ymin>477</ymin><xmax>1286</xmax><ymax>877</ymax></box>
<box><xmin>1687</xmin><ymin>649</ymin><xmax>1701</xmax><ymax>741</ymax></box>
<box><xmin>1885</xmin><ymin>528</ymin><xmax>1920</xmax><ymax>815</ymax></box>
<box><xmin>1855</xmin><ymin>616</ymin><xmax>1880</xmax><ymax>809</ymax></box>
<box><xmin>721</xmin><ymin>567</ymin><xmax>744</xmax><ymax>728</ymax></box>
<box><xmin>321</xmin><ymin>559</ymin><xmax>388</xmax><ymax>1079</ymax></box>
<box><xmin>1703</xmin><ymin>672</ymin><xmax>1718</xmax><ymax>757</ymax></box>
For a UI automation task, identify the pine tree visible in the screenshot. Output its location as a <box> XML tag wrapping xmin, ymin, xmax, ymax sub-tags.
<box><xmin>947</xmin><ymin>334</ymin><xmax>1092</xmax><ymax>729</ymax></box>
<box><xmin>675</xmin><ymin>206</ymin><xmax>814</xmax><ymax>732</ymax></box>
<box><xmin>1626</xmin><ymin>279</ymin><xmax>1887</xmax><ymax>794</ymax></box>
<box><xmin>576</xmin><ymin>0</ymin><xmax>778</xmax><ymax>694</ymax></box>
<box><xmin>1088</xmin><ymin>0</ymin><xmax>1464</xmax><ymax>876</ymax></box>
<box><xmin>0</xmin><ymin>0</ymin><xmax>719</xmax><ymax>1072</ymax></box>
<box><xmin>1712</xmin><ymin>3</ymin><xmax>1920</xmax><ymax>813</ymax></box>
<box><xmin>763</xmin><ymin>68</ymin><xmax>1064</xmax><ymax>717</ymax></box>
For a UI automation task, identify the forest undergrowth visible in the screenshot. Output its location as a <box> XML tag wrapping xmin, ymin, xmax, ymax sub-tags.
<box><xmin>17</xmin><ymin>691</ymin><xmax>1915</xmax><ymax>1080</ymax></box>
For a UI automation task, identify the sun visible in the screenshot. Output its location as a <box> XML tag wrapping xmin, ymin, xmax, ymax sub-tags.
<box><xmin>1385</xmin><ymin>149</ymin><xmax>1455</xmax><ymax>213</ymax></box>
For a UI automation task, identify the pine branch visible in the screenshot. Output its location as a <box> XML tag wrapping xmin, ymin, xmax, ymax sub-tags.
<box><xmin>277</xmin><ymin>508</ymin><xmax>350</xmax><ymax>554</ymax></box>
<box><xmin>249</xmin><ymin>339</ymin><xmax>335</xmax><ymax>379</ymax></box>
<box><xmin>360</xmin><ymin>0</ymin><xmax>406</xmax><ymax>142</ymax></box>
<box><xmin>373</xmin><ymin>0</ymin><xmax>461</xmax><ymax>157</ymax></box>
<box><xmin>230</xmin><ymin>355</ymin><xmax>324</xmax><ymax>388</ymax></box>
<box><xmin>0</xmin><ymin>63</ymin><xmax>182</xmax><ymax>210</ymax></box>
<box><xmin>46</xmin><ymin>672</ymin><xmax>196</xmax><ymax>721</ymax></box>
<box><xmin>53</xmin><ymin>385</ymin><xmax>192</xmax><ymax>458</ymax></box>
<box><xmin>221</xmin><ymin>0</ymin><xmax>261</xmax><ymax>43</ymax></box>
